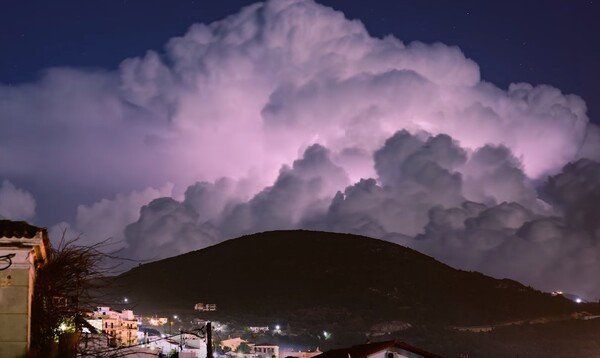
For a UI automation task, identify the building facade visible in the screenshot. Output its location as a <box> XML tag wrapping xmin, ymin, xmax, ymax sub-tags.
<box><xmin>89</xmin><ymin>306</ymin><xmax>139</xmax><ymax>347</ymax></box>
<box><xmin>253</xmin><ymin>343</ymin><xmax>280</xmax><ymax>358</ymax></box>
<box><xmin>0</xmin><ymin>220</ymin><xmax>50</xmax><ymax>358</ymax></box>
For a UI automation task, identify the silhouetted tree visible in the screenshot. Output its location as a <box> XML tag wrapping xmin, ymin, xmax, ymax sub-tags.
<box><xmin>29</xmin><ymin>231</ymin><xmax>128</xmax><ymax>357</ymax></box>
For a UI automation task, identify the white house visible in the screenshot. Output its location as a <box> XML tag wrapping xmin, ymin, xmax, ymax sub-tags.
<box><xmin>89</xmin><ymin>306</ymin><xmax>139</xmax><ymax>347</ymax></box>
<box><xmin>253</xmin><ymin>342</ymin><xmax>279</xmax><ymax>358</ymax></box>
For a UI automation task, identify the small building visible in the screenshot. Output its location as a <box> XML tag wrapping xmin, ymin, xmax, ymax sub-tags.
<box><xmin>0</xmin><ymin>220</ymin><xmax>50</xmax><ymax>357</ymax></box>
<box><xmin>249</xmin><ymin>326</ymin><xmax>269</xmax><ymax>334</ymax></box>
<box><xmin>220</xmin><ymin>337</ymin><xmax>248</xmax><ymax>352</ymax></box>
<box><xmin>253</xmin><ymin>342</ymin><xmax>279</xmax><ymax>358</ymax></box>
<box><xmin>315</xmin><ymin>340</ymin><xmax>442</xmax><ymax>358</ymax></box>
<box><xmin>195</xmin><ymin>302</ymin><xmax>217</xmax><ymax>311</ymax></box>
<box><xmin>148</xmin><ymin>316</ymin><xmax>168</xmax><ymax>326</ymax></box>
<box><xmin>89</xmin><ymin>306</ymin><xmax>139</xmax><ymax>347</ymax></box>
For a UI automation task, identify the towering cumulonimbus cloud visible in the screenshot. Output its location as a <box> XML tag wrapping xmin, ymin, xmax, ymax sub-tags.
<box><xmin>1</xmin><ymin>0</ymin><xmax>599</xmax><ymax>298</ymax></box>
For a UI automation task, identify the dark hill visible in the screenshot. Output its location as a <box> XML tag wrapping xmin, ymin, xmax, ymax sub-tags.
<box><xmin>112</xmin><ymin>230</ymin><xmax>577</xmax><ymax>328</ymax></box>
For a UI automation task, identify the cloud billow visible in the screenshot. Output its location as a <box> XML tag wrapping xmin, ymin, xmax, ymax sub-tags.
<box><xmin>0</xmin><ymin>180</ymin><xmax>36</xmax><ymax>221</ymax></box>
<box><xmin>1</xmin><ymin>0</ymin><xmax>599</xmax><ymax>298</ymax></box>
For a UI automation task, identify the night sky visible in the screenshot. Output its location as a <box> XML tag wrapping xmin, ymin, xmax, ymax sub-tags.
<box><xmin>1</xmin><ymin>1</ymin><xmax>600</xmax><ymax>299</ymax></box>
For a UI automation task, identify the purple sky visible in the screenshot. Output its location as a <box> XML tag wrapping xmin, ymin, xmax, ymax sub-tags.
<box><xmin>1</xmin><ymin>0</ymin><xmax>600</xmax><ymax>300</ymax></box>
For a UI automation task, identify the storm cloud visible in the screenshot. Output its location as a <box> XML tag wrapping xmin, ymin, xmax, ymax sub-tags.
<box><xmin>0</xmin><ymin>180</ymin><xmax>35</xmax><ymax>220</ymax></box>
<box><xmin>1</xmin><ymin>0</ymin><xmax>599</xmax><ymax>298</ymax></box>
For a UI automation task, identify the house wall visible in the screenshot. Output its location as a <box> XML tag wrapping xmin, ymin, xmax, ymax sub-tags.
<box><xmin>95</xmin><ymin>309</ymin><xmax>139</xmax><ymax>347</ymax></box>
<box><xmin>253</xmin><ymin>345</ymin><xmax>279</xmax><ymax>358</ymax></box>
<box><xmin>220</xmin><ymin>337</ymin><xmax>246</xmax><ymax>351</ymax></box>
<box><xmin>0</xmin><ymin>249</ymin><xmax>35</xmax><ymax>358</ymax></box>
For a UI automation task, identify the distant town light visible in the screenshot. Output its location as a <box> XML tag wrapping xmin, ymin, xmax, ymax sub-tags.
<box><xmin>173</xmin><ymin>315</ymin><xmax>178</xmax><ymax>319</ymax></box>
<box><xmin>576</xmin><ymin>298</ymin><xmax>582</xmax><ymax>303</ymax></box>
<box><xmin>275</xmin><ymin>325</ymin><xmax>280</xmax><ymax>330</ymax></box>
<box><xmin>124</xmin><ymin>297</ymin><xmax>128</xmax><ymax>303</ymax></box>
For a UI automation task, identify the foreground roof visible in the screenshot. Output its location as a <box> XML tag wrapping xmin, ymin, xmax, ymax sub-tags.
<box><xmin>316</xmin><ymin>340</ymin><xmax>442</xmax><ymax>358</ymax></box>
<box><xmin>0</xmin><ymin>220</ymin><xmax>46</xmax><ymax>239</ymax></box>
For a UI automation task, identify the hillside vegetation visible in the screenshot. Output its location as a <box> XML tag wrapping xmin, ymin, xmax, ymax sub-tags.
<box><xmin>114</xmin><ymin>230</ymin><xmax>581</xmax><ymax>328</ymax></box>
<box><xmin>105</xmin><ymin>230</ymin><xmax>600</xmax><ymax>356</ymax></box>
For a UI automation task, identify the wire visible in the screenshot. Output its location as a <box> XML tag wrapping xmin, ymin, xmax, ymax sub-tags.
<box><xmin>0</xmin><ymin>253</ymin><xmax>15</xmax><ymax>271</ymax></box>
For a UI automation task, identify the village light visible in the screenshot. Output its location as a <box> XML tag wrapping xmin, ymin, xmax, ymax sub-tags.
<box><xmin>275</xmin><ymin>325</ymin><xmax>280</xmax><ymax>330</ymax></box>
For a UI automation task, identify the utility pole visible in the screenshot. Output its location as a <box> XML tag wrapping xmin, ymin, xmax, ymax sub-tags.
<box><xmin>206</xmin><ymin>321</ymin><xmax>212</xmax><ymax>358</ymax></box>
<box><xmin>179</xmin><ymin>329</ymin><xmax>183</xmax><ymax>352</ymax></box>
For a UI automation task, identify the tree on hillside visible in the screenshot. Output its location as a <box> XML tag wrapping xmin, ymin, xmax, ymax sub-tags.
<box><xmin>237</xmin><ymin>342</ymin><xmax>251</xmax><ymax>354</ymax></box>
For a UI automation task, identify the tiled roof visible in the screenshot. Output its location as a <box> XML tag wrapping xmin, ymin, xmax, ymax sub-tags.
<box><xmin>0</xmin><ymin>220</ymin><xmax>46</xmax><ymax>239</ymax></box>
<box><xmin>315</xmin><ymin>340</ymin><xmax>442</xmax><ymax>358</ymax></box>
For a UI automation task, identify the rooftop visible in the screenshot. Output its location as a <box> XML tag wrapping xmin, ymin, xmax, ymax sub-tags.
<box><xmin>0</xmin><ymin>220</ymin><xmax>46</xmax><ymax>239</ymax></box>
<box><xmin>315</xmin><ymin>340</ymin><xmax>442</xmax><ymax>358</ymax></box>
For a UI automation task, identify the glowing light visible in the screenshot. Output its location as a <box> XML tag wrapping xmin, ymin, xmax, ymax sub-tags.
<box><xmin>576</xmin><ymin>298</ymin><xmax>582</xmax><ymax>303</ymax></box>
<box><xmin>275</xmin><ymin>325</ymin><xmax>280</xmax><ymax>330</ymax></box>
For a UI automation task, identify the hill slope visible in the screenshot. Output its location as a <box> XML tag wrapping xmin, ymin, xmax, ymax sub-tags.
<box><xmin>113</xmin><ymin>230</ymin><xmax>577</xmax><ymax>327</ymax></box>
